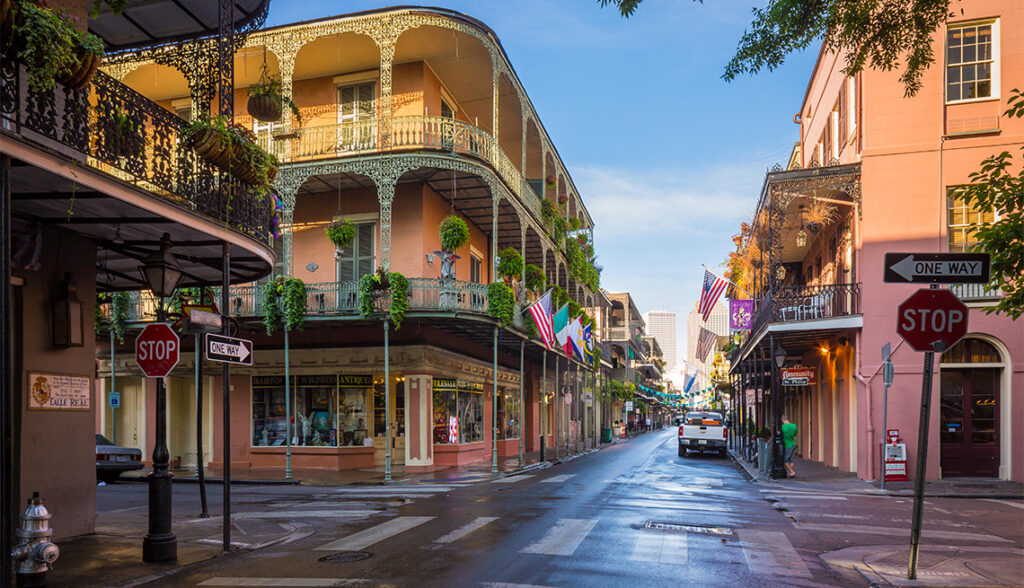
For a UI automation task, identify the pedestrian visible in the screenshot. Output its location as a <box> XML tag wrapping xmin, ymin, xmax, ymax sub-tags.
<box><xmin>782</xmin><ymin>414</ymin><xmax>797</xmax><ymax>478</ymax></box>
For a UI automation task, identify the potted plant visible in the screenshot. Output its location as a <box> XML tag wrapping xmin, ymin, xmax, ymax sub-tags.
<box><xmin>437</xmin><ymin>214</ymin><xmax>469</xmax><ymax>283</ymax></box>
<box><xmin>497</xmin><ymin>247</ymin><xmax>523</xmax><ymax>285</ymax></box>
<box><xmin>326</xmin><ymin>218</ymin><xmax>356</xmax><ymax>255</ymax></box>
<box><xmin>804</xmin><ymin>200</ymin><xmax>838</xmax><ymax>234</ymax></box>
<box><xmin>183</xmin><ymin>115</ymin><xmax>279</xmax><ymax>194</ymax></box>
<box><xmin>247</xmin><ymin>72</ymin><xmax>301</xmax><ymax>124</ymax></box>
<box><xmin>9</xmin><ymin>2</ymin><xmax>104</xmax><ymax>93</ymax></box>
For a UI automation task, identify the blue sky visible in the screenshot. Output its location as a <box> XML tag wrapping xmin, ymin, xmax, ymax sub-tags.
<box><xmin>265</xmin><ymin>1</ymin><xmax>822</xmax><ymax>364</ymax></box>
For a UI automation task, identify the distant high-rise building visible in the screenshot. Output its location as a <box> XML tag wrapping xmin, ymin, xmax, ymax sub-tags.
<box><xmin>642</xmin><ymin>310</ymin><xmax>677</xmax><ymax>371</ymax></box>
<box><xmin>685</xmin><ymin>300</ymin><xmax>729</xmax><ymax>389</ymax></box>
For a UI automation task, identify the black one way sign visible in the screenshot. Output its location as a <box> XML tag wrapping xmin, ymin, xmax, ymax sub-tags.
<box><xmin>884</xmin><ymin>252</ymin><xmax>990</xmax><ymax>284</ymax></box>
<box><xmin>206</xmin><ymin>333</ymin><xmax>253</xmax><ymax>365</ymax></box>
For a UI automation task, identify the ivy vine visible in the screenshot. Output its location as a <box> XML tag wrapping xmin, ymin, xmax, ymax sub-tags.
<box><xmin>358</xmin><ymin>268</ymin><xmax>409</xmax><ymax>329</ymax></box>
<box><xmin>263</xmin><ymin>277</ymin><xmax>307</xmax><ymax>334</ymax></box>
<box><xmin>487</xmin><ymin>281</ymin><xmax>515</xmax><ymax>327</ymax></box>
<box><xmin>96</xmin><ymin>292</ymin><xmax>131</xmax><ymax>343</ymax></box>
<box><xmin>524</xmin><ymin>264</ymin><xmax>545</xmax><ymax>293</ymax></box>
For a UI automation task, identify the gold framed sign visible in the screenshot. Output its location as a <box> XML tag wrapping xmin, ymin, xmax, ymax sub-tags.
<box><xmin>27</xmin><ymin>372</ymin><xmax>91</xmax><ymax>410</ymax></box>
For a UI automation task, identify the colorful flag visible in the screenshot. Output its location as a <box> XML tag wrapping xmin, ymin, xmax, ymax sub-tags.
<box><xmin>582</xmin><ymin>324</ymin><xmax>595</xmax><ymax>363</ymax></box>
<box><xmin>569</xmin><ymin>317</ymin><xmax>585</xmax><ymax>361</ymax></box>
<box><xmin>684</xmin><ymin>374</ymin><xmax>696</xmax><ymax>393</ymax></box>
<box><xmin>698</xmin><ymin>268</ymin><xmax>728</xmax><ymax>322</ymax></box>
<box><xmin>527</xmin><ymin>289</ymin><xmax>555</xmax><ymax>349</ymax></box>
<box><xmin>553</xmin><ymin>304</ymin><xmax>570</xmax><ymax>356</ymax></box>
<box><xmin>729</xmin><ymin>299</ymin><xmax>754</xmax><ymax>330</ymax></box>
<box><xmin>696</xmin><ymin>326</ymin><xmax>717</xmax><ymax>362</ymax></box>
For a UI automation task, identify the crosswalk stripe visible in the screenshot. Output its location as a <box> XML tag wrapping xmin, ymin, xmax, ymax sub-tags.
<box><xmin>492</xmin><ymin>475</ymin><xmax>534</xmax><ymax>484</ymax></box>
<box><xmin>314</xmin><ymin>516</ymin><xmax>434</xmax><ymax>551</ymax></box>
<box><xmin>235</xmin><ymin>510</ymin><xmax>377</xmax><ymax>519</ymax></box>
<box><xmin>793</xmin><ymin>522</ymin><xmax>1011</xmax><ymax>543</ymax></box>
<box><xmin>630</xmin><ymin>529</ymin><xmax>687</xmax><ymax>564</ymax></box>
<box><xmin>982</xmin><ymin>499</ymin><xmax>1024</xmax><ymax>510</ymax></box>
<box><xmin>539</xmin><ymin>474</ymin><xmax>575</xmax><ymax>483</ymax></box>
<box><xmin>198</xmin><ymin>580</ymin><xmax>365</xmax><ymax>586</ymax></box>
<box><xmin>434</xmin><ymin>517</ymin><xmax>500</xmax><ymax>544</ymax></box>
<box><xmin>332</xmin><ymin>486</ymin><xmax>455</xmax><ymax>493</ymax></box>
<box><xmin>738</xmin><ymin>529</ymin><xmax>811</xmax><ymax>578</ymax></box>
<box><xmin>520</xmin><ymin>518</ymin><xmax>597</xmax><ymax>556</ymax></box>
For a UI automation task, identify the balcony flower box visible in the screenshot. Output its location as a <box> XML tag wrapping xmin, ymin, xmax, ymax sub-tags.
<box><xmin>183</xmin><ymin>115</ymin><xmax>279</xmax><ymax>187</ymax></box>
<box><xmin>7</xmin><ymin>1</ymin><xmax>103</xmax><ymax>93</ymax></box>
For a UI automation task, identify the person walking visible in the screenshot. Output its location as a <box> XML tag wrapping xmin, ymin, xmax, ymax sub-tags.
<box><xmin>781</xmin><ymin>414</ymin><xmax>797</xmax><ymax>478</ymax></box>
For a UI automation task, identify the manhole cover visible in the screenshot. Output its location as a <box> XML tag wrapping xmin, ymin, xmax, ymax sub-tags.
<box><xmin>318</xmin><ymin>551</ymin><xmax>372</xmax><ymax>563</ymax></box>
<box><xmin>644</xmin><ymin>521</ymin><xmax>734</xmax><ymax>536</ymax></box>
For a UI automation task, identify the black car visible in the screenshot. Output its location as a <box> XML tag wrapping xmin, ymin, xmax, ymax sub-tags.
<box><xmin>95</xmin><ymin>434</ymin><xmax>143</xmax><ymax>483</ymax></box>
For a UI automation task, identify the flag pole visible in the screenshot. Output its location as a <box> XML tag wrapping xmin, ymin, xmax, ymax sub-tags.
<box><xmin>701</xmin><ymin>264</ymin><xmax>752</xmax><ymax>298</ymax></box>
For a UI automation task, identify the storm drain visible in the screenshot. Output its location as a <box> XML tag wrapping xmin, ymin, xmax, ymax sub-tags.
<box><xmin>318</xmin><ymin>551</ymin><xmax>372</xmax><ymax>563</ymax></box>
<box><xmin>644</xmin><ymin>521</ymin><xmax>734</xmax><ymax>536</ymax></box>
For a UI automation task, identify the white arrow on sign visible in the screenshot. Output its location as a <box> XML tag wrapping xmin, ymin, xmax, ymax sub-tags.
<box><xmin>889</xmin><ymin>255</ymin><xmax>986</xmax><ymax>281</ymax></box>
<box><xmin>209</xmin><ymin>339</ymin><xmax>250</xmax><ymax>362</ymax></box>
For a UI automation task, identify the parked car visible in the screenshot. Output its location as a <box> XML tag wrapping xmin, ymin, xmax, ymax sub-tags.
<box><xmin>95</xmin><ymin>434</ymin><xmax>143</xmax><ymax>483</ymax></box>
<box><xmin>678</xmin><ymin>411</ymin><xmax>727</xmax><ymax>457</ymax></box>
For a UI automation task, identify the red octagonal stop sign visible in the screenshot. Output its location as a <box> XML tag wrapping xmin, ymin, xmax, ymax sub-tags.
<box><xmin>896</xmin><ymin>288</ymin><xmax>969</xmax><ymax>353</ymax></box>
<box><xmin>136</xmin><ymin>323</ymin><xmax>180</xmax><ymax>378</ymax></box>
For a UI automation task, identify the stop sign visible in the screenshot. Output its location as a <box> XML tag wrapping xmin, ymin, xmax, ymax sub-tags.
<box><xmin>896</xmin><ymin>289</ymin><xmax>969</xmax><ymax>352</ymax></box>
<box><xmin>136</xmin><ymin>323</ymin><xmax>180</xmax><ymax>378</ymax></box>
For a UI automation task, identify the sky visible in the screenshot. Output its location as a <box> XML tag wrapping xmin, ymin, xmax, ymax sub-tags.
<box><xmin>265</xmin><ymin>0</ymin><xmax>822</xmax><ymax>365</ymax></box>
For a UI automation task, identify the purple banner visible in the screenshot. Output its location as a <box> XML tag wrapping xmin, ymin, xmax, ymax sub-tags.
<box><xmin>729</xmin><ymin>299</ymin><xmax>753</xmax><ymax>330</ymax></box>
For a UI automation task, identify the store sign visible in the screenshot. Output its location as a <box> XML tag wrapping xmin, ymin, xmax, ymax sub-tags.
<box><xmin>28</xmin><ymin>372</ymin><xmax>90</xmax><ymax>410</ymax></box>
<box><xmin>338</xmin><ymin>374</ymin><xmax>373</xmax><ymax>387</ymax></box>
<box><xmin>433</xmin><ymin>378</ymin><xmax>458</xmax><ymax>391</ymax></box>
<box><xmin>781</xmin><ymin>367</ymin><xmax>816</xmax><ymax>386</ymax></box>
<box><xmin>459</xmin><ymin>381</ymin><xmax>485</xmax><ymax>393</ymax></box>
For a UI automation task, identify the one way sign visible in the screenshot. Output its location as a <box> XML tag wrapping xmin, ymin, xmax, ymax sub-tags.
<box><xmin>884</xmin><ymin>252</ymin><xmax>990</xmax><ymax>284</ymax></box>
<box><xmin>206</xmin><ymin>333</ymin><xmax>253</xmax><ymax>365</ymax></box>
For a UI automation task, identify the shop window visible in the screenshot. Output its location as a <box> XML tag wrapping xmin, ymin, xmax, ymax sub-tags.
<box><xmin>947</xmin><ymin>187</ymin><xmax>995</xmax><ymax>253</ymax></box>
<box><xmin>337</xmin><ymin>223</ymin><xmax>375</xmax><ymax>282</ymax></box>
<box><xmin>293</xmin><ymin>375</ymin><xmax>338</xmax><ymax>446</ymax></box>
<box><xmin>338</xmin><ymin>375</ymin><xmax>373</xmax><ymax>446</ymax></box>
<box><xmin>431</xmin><ymin>378</ymin><xmax>484</xmax><ymax>444</ymax></box>
<box><xmin>946</xmin><ymin>21</ymin><xmax>997</xmax><ymax>103</ymax></box>
<box><xmin>497</xmin><ymin>387</ymin><xmax>520</xmax><ymax>440</ymax></box>
<box><xmin>252</xmin><ymin>376</ymin><xmax>289</xmax><ymax>446</ymax></box>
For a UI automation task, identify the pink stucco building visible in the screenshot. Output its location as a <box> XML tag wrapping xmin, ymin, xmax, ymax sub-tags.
<box><xmin>732</xmin><ymin>0</ymin><xmax>1022</xmax><ymax>481</ymax></box>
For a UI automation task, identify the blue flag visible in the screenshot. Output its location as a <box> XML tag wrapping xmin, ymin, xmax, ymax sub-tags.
<box><xmin>684</xmin><ymin>374</ymin><xmax>696</xmax><ymax>393</ymax></box>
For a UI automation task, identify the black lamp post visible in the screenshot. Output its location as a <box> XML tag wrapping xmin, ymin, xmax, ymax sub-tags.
<box><xmin>771</xmin><ymin>340</ymin><xmax>788</xmax><ymax>479</ymax></box>
<box><xmin>141</xmin><ymin>233</ymin><xmax>181</xmax><ymax>562</ymax></box>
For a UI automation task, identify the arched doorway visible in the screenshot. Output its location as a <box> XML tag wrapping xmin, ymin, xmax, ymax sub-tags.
<box><xmin>939</xmin><ymin>337</ymin><xmax>1003</xmax><ymax>477</ymax></box>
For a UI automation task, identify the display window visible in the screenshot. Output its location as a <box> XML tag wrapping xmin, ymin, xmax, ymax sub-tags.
<box><xmin>498</xmin><ymin>387</ymin><xmax>520</xmax><ymax>440</ymax></box>
<box><xmin>252</xmin><ymin>376</ymin><xmax>289</xmax><ymax>446</ymax></box>
<box><xmin>252</xmin><ymin>374</ymin><xmax>375</xmax><ymax>448</ymax></box>
<box><xmin>432</xmin><ymin>378</ymin><xmax>484</xmax><ymax>444</ymax></box>
<box><xmin>338</xmin><ymin>374</ymin><xmax>372</xmax><ymax>446</ymax></box>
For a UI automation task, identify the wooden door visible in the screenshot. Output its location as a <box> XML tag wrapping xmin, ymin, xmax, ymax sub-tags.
<box><xmin>940</xmin><ymin>368</ymin><xmax>999</xmax><ymax>477</ymax></box>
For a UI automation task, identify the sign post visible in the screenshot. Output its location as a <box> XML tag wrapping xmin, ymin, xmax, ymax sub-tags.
<box><xmin>880</xmin><ymin>341</ymin><xmax>892</xmax><ymax>492</ymax></box>
<box><xmin>896</xmin><ymin>286</ymin><xmax>970</xmax><ymax>580</ymax></box>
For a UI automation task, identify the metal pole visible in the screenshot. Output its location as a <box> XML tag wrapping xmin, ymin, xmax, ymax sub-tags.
<box><xmin>540</xmin><ymin>352</ymin><xmax>546</xmax><ymax>462</ymax></box>
<box><xmin>771</xmin><ymin>334</ymin><xmax>786</xmax><ymax>479</ymax></box>
<box><xmin>1</xmin><ymin>153</ymin><xmax>14</xmax><ymax>582</ymax></box>
<box><xmin>285</xmin><ymin>329</ymin><xmax>291</xmax><ymax>479</ymax></box>
<box><xmin>196</xmin><ymin>334</ymin><xmax>208</xmax><ymax>517</ymax></box>
<box><xmin>111</xmin><ymin>332</ymin><xmax>117</xmax><ymax>444</ymax></box>
<box><xmin>384</xmin><ymin>320</ymin><xmax>391</xmax><ymax>482</ymax></box>
<box><xmin>491</xmin><ymin>326</ymin><xmax>498</xmax><ymax>474</ymax></box>
<box><xmin>221</xmin><ymin>241</ymin><xmax>231</xmax><ymax>552</ymax></box>
<box><xmin>518</xmin><ymin>339</ymin><xmax>524</xmax><ymax>468</ymax></box>
<box><xmin>554</xmin><ymin>356</ymin><xmax>559</xmax><ymax>459</ymax></box>
<box><xmin>881</xmin><ymin>367</ymin><xmax>889</xmax><ymax>492</ymax></box>
<box><xmin>908</xmin><ymin>285</ymin><xmax>940</xmax><ymax>580</ymax></box>
<box><xmin>142</xmin><ymin>299</ymin><xmax>177</xmax><ymax>562</ymax></box>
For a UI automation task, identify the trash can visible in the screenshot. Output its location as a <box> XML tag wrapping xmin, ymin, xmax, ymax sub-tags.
<box><xmin>601</xmin><ymin>427</ymin><xmax>613</xmax><ymax>443</ymax></box>
<box><xmin>758</xmin><ymin>439</ymin><xmax>769</xmax><ymax>475</ymax></box>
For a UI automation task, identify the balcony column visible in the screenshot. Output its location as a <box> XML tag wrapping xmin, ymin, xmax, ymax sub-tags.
<box><xmin>273</xmin><ymin>170</ymin><xmax>308</xmax><ymax>277</ymax></box>
<box><xmin>376</xmin><ymin>175</ymin><xmax>397</xmax><ymax>271</ymax></box>
<box><xmin>491</xmin><ymin>196</ymin><xmax>499</xmax><ymax>282</ymax></box>
<box><xmin>491</xmin><ymin>56</ymin><xmax>500</xmax><ymax>164</ymax></box>
<box><xmin>263</xmin><ymin>35</ymin><xmax>303</xmax><ymax>130</ymax></box>
<box><xmin>403</xmin><ymin>374</ymin><xmax>434</xmax><ymax>472</ymax></box>
<box><xmin>521</xmin><ymin>109</ymin><xmax>527</xmax><ymax>179</ymax></box>
<box><xmin>376</xmin><ymin>38</ymin><xmax>396</xmax><ymax>150</ymax></box>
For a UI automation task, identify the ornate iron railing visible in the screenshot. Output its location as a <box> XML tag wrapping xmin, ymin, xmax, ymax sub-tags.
<box><xmin>751</xmin><ymin>283</ymin><xmax>861</xmax><ymax>332</ymax></box>
<box><xmin>1</xmin><ymin>63</ymin><xmax>271</xmax><ymax>241</ymax></box>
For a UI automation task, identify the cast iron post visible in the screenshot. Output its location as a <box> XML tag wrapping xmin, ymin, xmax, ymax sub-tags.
<box><xmin>142</xmin><ymin>298</ymin><xmax>177</xmax><ymax>562</ymax></box>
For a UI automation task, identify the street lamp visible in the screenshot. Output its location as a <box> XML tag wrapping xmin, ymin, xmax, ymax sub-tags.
<box><xmin>140</xmin><ymin>233</ymin><xmax>181</xmax><ymax>562</ymax></box>
<box><xmin>771</xmin><ymin>342</ymin><xmax>788</xmax><ymax>480</ymax></box>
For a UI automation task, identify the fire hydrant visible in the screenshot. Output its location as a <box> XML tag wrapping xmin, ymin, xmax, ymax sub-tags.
<box><xmin>10</xmin><ymin>493</ymin><xmax>59</xmax><ymax>587</ymax></box>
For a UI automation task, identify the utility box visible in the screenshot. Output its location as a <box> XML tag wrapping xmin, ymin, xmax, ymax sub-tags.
<box><xmin>883</xmin><ymin>429</ymin><xmax>908</xmax><ymax>482</ymax></box>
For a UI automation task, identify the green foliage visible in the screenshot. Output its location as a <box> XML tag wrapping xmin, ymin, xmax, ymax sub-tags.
<box><xmin>439</xmin><ymin>215</ymin><xmax>470</xmax><ymax>252</ymax></box>
<box><xmin>263</xmin><ymin>277</ymin><xmax>307</xmax><ymax>334</ymax></box>
<box><xmin>248</xmin><ymin>72</ymin><xmax>302</xmax><ymax>124</ymax></box>
<box><xmin>524</xmin><ymin>264</ymin><xmax>545</xmax><ymax>293</ymax></box>
<box><xmin>958</xmin><ymin>89</ymin><xmax>1024</xmax><ymax>319</ymax></box>
<box><xmin>569</xmin><ymin>217</ymin><xmax>582</xmax><ymax>231</ymax></box>
<box><xmin>387</xmin><ymin>272</ymin><xmax>409</xmax><ymax>330</ymax></box>
<box><xmin>541</xmin><ymin>199</ymin><xmax>558</xmax><ymax>226</ymax></box>
<box><xmin>168</xmin><ymin>287</ymin><xmax>212</xmax><ymax>316</ymax></box>
<box><xmin>96</xmin><ymin>292</ymin><xmax>131</xmax><ymax>343</ymax></box>
<box><xmin>326</xmin><ymin>218</ymin><xmax>356</xmax><ymax>249</ymax></box>
<box><xmin>358</xmin><ymin>268</ymin><xmax>409</xmax><ymax>329</ymax></box>
<box><xmin>90</xmin><ymin>0</ymin><xmax>129</xmax><ymax>17</ymax></box>
<box><xmin>487</xmin><ymin>281</ymin><xmax>515</xmax><ymax>327</ymax></box>
<box><xmin>497</xmin><ymin>247</ymin><xmax>524</xmax><ymax>281</ymax></box>
<box><xmin>12</xmin><ymin>2</ymin><xmax>105</xmax><ymax>93</ymax></box>
<box><xmin>183</xmin><ymin>115</ymin><xmax>279</xmax><ymax>200</ymax></box>
<box><xmin>600</xmin><ymin>0</ymin><xmax>952</xmax><ymax>97</ymax></box>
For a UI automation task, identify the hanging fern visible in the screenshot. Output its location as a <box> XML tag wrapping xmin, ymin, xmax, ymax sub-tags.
<box><xmin>497</xmin><ymin>247</ymin><xmax>523</xmax><ymax>282</ymax></box>
<box><xmin>326</xmin><ymin>218</ymin><xmax>356</xmax><ymax>249</ymax></box>
<box><xmin>439</xmin><ymin>215</ymin><xmax>470</xmax><ymax>252</ymax></box>
<box><xmin>524</xmin><ymin>264</ymin><xmax>545</xmax><ymax>293</ymax></box>
<box><xmin>263</xmin><ymin>277</ymin><xmax>306</xmax><ymax>334</ymax></box>
<box><xmin>487</xmin><ymin>281</ymin><xmax>515</xmax><ymax>326</ymax></box>
<box><xmin>109</xmin><ymin>292</ymin><xmax>130</xmax><ymax>343</ymax></box>
<box><xmin>358</xmin><ymin>268</ymin><xmax>408</xmax><ymax>329</ymax></box>
<box><xmin>387</xmin><ymin>272</ymin><xmax>409</xmax><ymax>330</ymax></box>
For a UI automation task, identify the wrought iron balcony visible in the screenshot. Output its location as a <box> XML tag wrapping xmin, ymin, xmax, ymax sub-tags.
<box><xmin>951</xmin><ymin>283</ymin><xmax>1004</xmax><ymax>302</ymax></box>
<box><xmin>1</xmin><ymin>64</ymin><xmax>271</xmax><ymax>242</ymax></box>
<box><xmin>751</xmin><ymin>283</ymin><xmax>861</xmax><ymax>332</ymax></box>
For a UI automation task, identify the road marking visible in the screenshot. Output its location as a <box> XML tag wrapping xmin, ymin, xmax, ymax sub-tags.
<box><xmin>539</xmin><ymin>474</ymin><xmax>575</xmax><ymax>483</ymax></box>
<box><xmin>332</xmin><ymin>486</ymin><xmax>456</xmax><ymax>493</ymax></box>
<box><xmin>235</xmin><ymin>510</ymin><xmax>378</xmax><ymax>519</ymax></box>
<box><xmin>314</xmin><ymin>516</ymin><xmax>434</xmax><ymax>551</ymax></box>
<box><xmin>630</xmin><ymin>529</ymin><xmax>687</xmax><ymax>564</ymax></box>
<box><xmin>480</xmin><ymin>584</ymin><xmax>557</xmax><ymax>588</ymax></box>
<box><xmin>982</xmin><ymin>499</ymin><xmax>1024</xmax><ymax>510</ymax></box>
<box><xmin>793</xmin><ymin>522</ymin><xmax>1012</xmax><ymax>543</ymax></box>
<box><xmin>433</xmin><ymin>517</ymin><xmax>500</xmax><ymax>544</ymax></box>
<box><xmin>689</xmin><ymin>477</ymin><xmax>723</xmax><ymax>487</ymax></box>
<box><xmin>520</xmin><ymin>518</ymin><xmax>598</xmax><ymax>556</ymax></box>
<box><xmin>738</xmin><ymin>529</ymin><xmax>811</xmax><ymax>578</ymax></box>
<box><xmin>492</xmin><ymin>475</ymin><xmax>534</xmax><ymax>484</ymax></box>
<box><xmin>759</xmin><ymin>491</ymin><xmax>847</xmax><ymax>500</ymax></box>
<box><xmin>199</xmin><ymin>580</ymin><xmax>367</xmax><ymax>586</ymax></box>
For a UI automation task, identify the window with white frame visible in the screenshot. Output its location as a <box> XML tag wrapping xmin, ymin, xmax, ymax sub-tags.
<box><xmin>338</xmin><ymin>82</ymin><xmax>376</xmax><ymax>151</ymax></box>
<box><xmin>847</xmin><ymin>77</ymin><xmax>856</xmax><ymax>137</ymax></box>
<box><xmin>336</xmin><ymin>223</ymin><xmax>375</xmax><ymax>282</ymax></box>
<box><xmin>946</xmin><ymin>21</ymin><xmax>997</xmax><ymax>102</ymax></box>
<box><xmin>470</xmin><ymin>253</ymin><xmax>482</xmax><ymax>284</ymax></box>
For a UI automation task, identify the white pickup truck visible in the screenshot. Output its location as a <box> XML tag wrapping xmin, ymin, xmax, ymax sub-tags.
<box><xmin>678</xmin><ymin>411</ymin><xmax>727</xmax><ymax>457</ymax></box>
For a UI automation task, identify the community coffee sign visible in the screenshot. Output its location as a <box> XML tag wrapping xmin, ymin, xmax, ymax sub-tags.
<box><xmin>28</xmin><ymin>372</ymin><xmax>90</xmax><ymax>410</ymax></box>
<box><xmin>781</xmin><ymin>367</ymin><xmax>816</xmax><ymax>387</ymax></box>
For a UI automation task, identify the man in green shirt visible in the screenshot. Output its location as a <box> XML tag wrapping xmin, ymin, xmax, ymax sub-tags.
<box><xmin>781</xmin><ymin>415</ymin><xmax>797</xmax><ymax>478</ymax></box>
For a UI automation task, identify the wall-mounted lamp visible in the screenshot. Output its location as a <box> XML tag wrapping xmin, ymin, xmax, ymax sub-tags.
<box><xmin>795</xmin><ymin>205</ymin><xmax>808</xmax><ymax>247</ymax></box>
<box><xmin>819</xmin><ymin>344</ymin><xmax>831</xmax><ymax>356</ymax></box>
<box><xmin>773</xmin><ymin>345</ymin><xmax>787</xmax><ymax>369</ymax></box>
<box><xmin>52</xmin><ymin>273</ymin><xmax>83</xmax><ymax>347</ymax></box>
<box><xmin>140</xmin><ymin>233</ymin><xmax>182</xmax><ymax>299</ymax></box>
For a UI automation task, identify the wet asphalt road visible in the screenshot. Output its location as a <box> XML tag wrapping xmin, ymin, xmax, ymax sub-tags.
<box><xmin>136</xmin><ymin>429</ymin><xmax>855</xmax><ymax>587</ymax></box>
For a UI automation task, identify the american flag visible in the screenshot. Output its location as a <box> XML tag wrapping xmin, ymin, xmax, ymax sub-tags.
<box><xmin>527</xmin><ymin>289</ymin><xmax>555</xmax><ymax>349</ymax></box>
<box><xmin>698</xmin><ymin>268</ymin><xmax>728</xmax><ymax>322</ymax></box>
<box><xmin>696</xmin><ymin>327</ymin><xmax>717</xmax><ymax>362</ymax></box>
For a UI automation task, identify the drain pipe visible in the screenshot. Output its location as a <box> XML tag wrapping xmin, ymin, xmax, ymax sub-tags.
<box><xmin>855</xmin><ymin>336</ymin><xmax>905</xmax><ymax>482</ymax></box>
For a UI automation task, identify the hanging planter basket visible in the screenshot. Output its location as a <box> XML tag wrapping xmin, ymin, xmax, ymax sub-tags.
<box><xmin>58</xmin><ymin>51</ymin><xmax>100</xmax><ymax>90</ymax></box>
<box><xmin>247</xmin><ymin>94</ymin><xmax>283</xmax><ymax>123</ymax></box>
<box><xmin>806</xmin><ymin>221</ymin><xmax>823</xmax><ymax>235</ymax></box>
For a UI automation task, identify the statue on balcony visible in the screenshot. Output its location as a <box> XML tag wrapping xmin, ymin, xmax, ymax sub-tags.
<box><xmin>434</xmin><ymin>250</ymin><xmax>461</xmax><ymax>281</ymax></box>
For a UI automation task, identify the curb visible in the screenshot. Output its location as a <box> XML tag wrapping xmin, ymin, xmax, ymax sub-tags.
<box><xmin>119</xmin><ymin>476</ymin><xmax>301</xmax><ymax>486</ymax></box>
